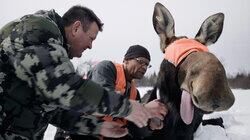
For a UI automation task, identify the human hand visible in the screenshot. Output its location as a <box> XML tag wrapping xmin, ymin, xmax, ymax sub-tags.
<box><xmin>125</xmin><ymin>100</ymin><xmax>152</xmax><ymax>128</ymax></box>
<box><xmin>144</xmin><ymin>99</ymin><xmax>168</xmax><ymax>121</ymax></box>
<box><xmin>99</xmin><ymin>121</ymin><xmax>128</xmax><ymax>138</ymax></box>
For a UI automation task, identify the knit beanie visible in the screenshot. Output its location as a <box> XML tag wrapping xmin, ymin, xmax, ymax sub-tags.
<box><xmin>124</xmin><ymin>45</ymin><xmax>151</xmax><ymax>61</ymax></box>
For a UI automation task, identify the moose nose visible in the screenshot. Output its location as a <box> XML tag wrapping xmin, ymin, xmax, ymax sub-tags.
<box><xmin>212</xmin><ymin>104</ymin><xmax>220</xmax><ymax>110</ymax></box>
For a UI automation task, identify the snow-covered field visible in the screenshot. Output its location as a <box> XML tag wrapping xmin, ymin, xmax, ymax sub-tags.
<box><xmin>44</xmin><ymin>88</ymin><xmax>250</xmax><ymax>140</ymax></box>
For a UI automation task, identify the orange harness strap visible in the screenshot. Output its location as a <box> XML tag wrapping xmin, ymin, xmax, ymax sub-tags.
<box><xmin>164</xmin><ymin>38</ymin><xmax>210</xmax><ymax>66</ymax></box>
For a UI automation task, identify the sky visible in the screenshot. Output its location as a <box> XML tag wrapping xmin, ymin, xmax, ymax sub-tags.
<box><xmin>0</xmin><ymin>0</ymin><xmax>249</xmax><ymax>76</ymax></box>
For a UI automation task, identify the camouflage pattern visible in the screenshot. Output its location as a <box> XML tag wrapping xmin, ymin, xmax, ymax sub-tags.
<box><xmin>0</xmin><ymin>10</ymin><xmax>131</xmax><ymax>139</ymax></box>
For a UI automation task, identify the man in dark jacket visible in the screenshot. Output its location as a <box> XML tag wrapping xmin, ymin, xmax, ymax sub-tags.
<box><xmin>0</xmin><ymin>6</ymin><xmax>152</xmax><ymax>139</ymax></box>
<box><xmin>56</xmin><ymin>45</ymin><xmax>168</xmax><ymax>140</ymax></box>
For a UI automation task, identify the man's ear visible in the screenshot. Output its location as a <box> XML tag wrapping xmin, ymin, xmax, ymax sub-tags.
<box><xmin>71</xmin><ymin>21</ymin><xmax>82</xmax><ymax>36</ymax></box>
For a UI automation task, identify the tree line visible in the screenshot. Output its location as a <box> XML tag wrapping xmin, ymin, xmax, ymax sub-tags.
<box><xmin>135</xmin><ymin>72</ymin><xmax>250</xmax><ymax>89</ymax></box>
<box><xmin>76</xmin><ymin>60</ymin><xmax>250</xmax><ymax>89</ymax></box>
<box><xmin>227</xmin><ymin>73</ymin><xmax>250</xmax><ymax>89</ymax></box>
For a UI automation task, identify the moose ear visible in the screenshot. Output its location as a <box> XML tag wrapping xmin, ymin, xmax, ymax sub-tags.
<box><xmin>153</xmin><ymin>2</ymin><xmax>175</xmax><ymax>52</ymax></box>
<box><xmin>195</xmin><ymin>13</ymin><xmax>224</xmax><ymax>46</ymax></box>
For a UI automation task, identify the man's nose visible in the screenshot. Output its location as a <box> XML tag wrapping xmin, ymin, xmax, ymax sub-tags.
<box><xmin>142</xmin><ymin>65</ymin><xmax>147</xmax><ymax>70</ymax></box>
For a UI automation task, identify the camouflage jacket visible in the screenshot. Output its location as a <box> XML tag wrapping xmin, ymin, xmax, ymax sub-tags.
<box><xmin>0</xmin><ymin>10</ymin><xmax>131</xmax><ymax>139</ymax></box>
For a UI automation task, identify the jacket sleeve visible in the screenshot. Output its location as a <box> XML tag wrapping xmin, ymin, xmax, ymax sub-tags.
<box><xmin>51</xmin><ymin>61</ymin><xmax>122</xmax><ymax>136</ymax></box>
<box><xmin>5</xmin><ymin>18</ymin><xmax>131</xmax><ymax>118</ymax></box>
<box><xmin>49</xmin><ymin>109</ymin><xmax>104</xmax><ymax>136</ymax></box>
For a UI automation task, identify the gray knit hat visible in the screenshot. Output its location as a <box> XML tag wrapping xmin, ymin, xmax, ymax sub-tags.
<box><xmin>124</xmin><ymin>45</ymin><xmax>151</xmax><ymax>61</ymax></box>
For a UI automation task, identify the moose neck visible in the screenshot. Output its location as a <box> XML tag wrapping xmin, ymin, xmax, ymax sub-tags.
<box><xmin>164</xmin><ymin>38</ymin><xmax>209</xmax><ymax>67</ymax></box>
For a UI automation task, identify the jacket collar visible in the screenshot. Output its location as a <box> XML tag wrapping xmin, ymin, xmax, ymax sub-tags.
<box><xmin>35</xmin><ymin>9</ymin><xmax>69</xmax><ymax>53</ymax></box>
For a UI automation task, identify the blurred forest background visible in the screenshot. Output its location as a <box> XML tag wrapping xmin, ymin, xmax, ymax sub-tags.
<box><xmin>135</xmin><ymin>71</ymin><xmax>250</xmax><ymax>89</ymax></box>
<box><xmin>75</xmin><ymin>60</ymin><xmax>250</xmax><ymax>89</ymax></box>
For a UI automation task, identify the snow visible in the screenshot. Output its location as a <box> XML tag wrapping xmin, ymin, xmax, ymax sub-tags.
<box><xmin>44</xmin><ymin>88</ymin><xmax>250</xmax><ymax>140</ymax></box>
<box><xmin>194</xmin><ymin>89</ymin><xmax>250</xmax><ymax>140</ymax></box>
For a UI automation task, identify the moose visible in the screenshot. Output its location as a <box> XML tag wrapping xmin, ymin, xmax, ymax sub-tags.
<box><xmin>141</xmin><ymin>2</ymin><xmax>235</xmax><ymax>140</ymax></box>
<box><xmin>56</xmin><ymin>3</ymin><xmax>235</xmax><ymax>140</ymax></box>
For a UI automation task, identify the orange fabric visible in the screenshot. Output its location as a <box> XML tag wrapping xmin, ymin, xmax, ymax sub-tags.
<box><xmin>113</xmin><ymin>62</ymin><xmax>126</xmax><ymax>94</ymax></box>
<box><xmin>83</xmin><ymin>62</ymin><xmax>137</xmax><ymax>126</ymax></box>
<box><xmin>99</xmin><ymin>63</ymin><xmax>137</xmax><ymax>126</ymax></box>
<box><xmin>113</xmin><ymin>62</ymin><xmax>137</xmax><ymax>100</ymax></box>
<box><xmin>83</xmin><ymin>74</ymin><xmax>87</xmax><ymax>79</ymax></box>
<box><xmin>164</xmin><ymin>38</ymin><xmax>209</xmax><ymax>66</ymax></box>
<box><xmin>129</xmin><ymin>81</ymin><xmax>137</xmax><ymax>100</ymax></box>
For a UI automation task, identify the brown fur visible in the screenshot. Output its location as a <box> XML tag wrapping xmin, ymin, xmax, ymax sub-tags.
<box><xmin>141</xmin><ymin>2</ymin><xmax>235</xmax><ymax>140</ymax></box>
<box><xmin>179</xmin><ymin>52</ymin><xmax>234</xmax><ymax>111</ymax></box>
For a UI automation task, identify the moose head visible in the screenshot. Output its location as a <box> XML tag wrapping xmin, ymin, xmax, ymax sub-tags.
<box><xmin>152</xmin><ymin>2</ymin><xmax>235</xmax><ymax>127</ymax></box>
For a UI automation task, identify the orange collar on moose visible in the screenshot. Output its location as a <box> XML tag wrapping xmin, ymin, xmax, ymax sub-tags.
<box><xmin>164</xmin><ymin>38</ymin><xmax>210</xmax><ymax>67</ymax></box>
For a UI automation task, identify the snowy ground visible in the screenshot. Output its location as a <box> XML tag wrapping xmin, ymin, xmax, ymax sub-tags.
<box><xmin>44</xmin><ymin>88</ymin><xmax>250</xmax><ymax>140</ymax></box>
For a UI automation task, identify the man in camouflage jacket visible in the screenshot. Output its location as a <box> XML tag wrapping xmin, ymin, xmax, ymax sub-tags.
<box><xmin>0</xmin><ymin>6</ymin><xmax>151</xmax><ymax>139</ymax></box>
